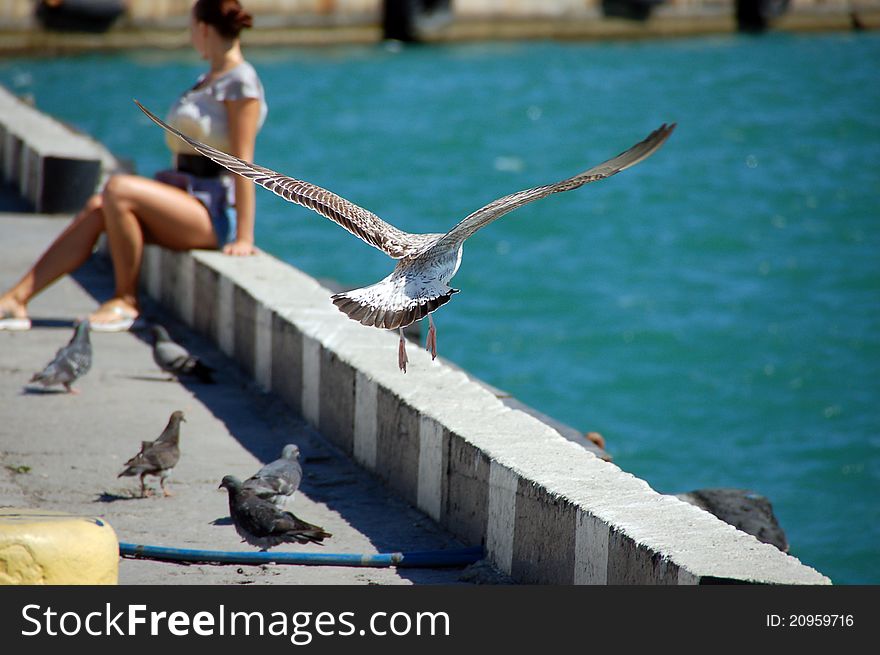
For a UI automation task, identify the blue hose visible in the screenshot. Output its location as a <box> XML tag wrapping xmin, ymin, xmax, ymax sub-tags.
<box><xmin>119</xmin><ymin>542</ymin><xmax>483</xmax><ymax>568</ymax></box>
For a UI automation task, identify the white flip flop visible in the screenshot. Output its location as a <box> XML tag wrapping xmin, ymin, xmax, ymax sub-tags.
<box><xmin>0</xmin><ymin>309</ymin><xmax>31</xmax><ymax>331</ymax></box>
<box><xmin>90</xmin><ymin>305</ymin><xmax>145</xmax><ymax>333</ymax></box>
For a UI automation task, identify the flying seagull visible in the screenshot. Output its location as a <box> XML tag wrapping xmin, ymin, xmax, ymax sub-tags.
<box><xmin>219</xmin><ymin>475</ymin><xmax>331</xmax><ymax>550</ymax></box>
<box><xmin>29</xmin><ymin>319</ymin><xmax>92</xmax><ymax>393</ymax></box>
<box><xmin>135</xmin><ymin>100</ymin><xmax>675</xmax><ymax>372</ymax></box>
<box><xmin>150</xmin><ymin>325</ymin><xmax>215</xmax><ymax>383</ymax></box>
<box><xmin>242</xmin><ymin>444</ymin><xmax>303</xmax><ymax>509</ymax></box>
<box><xmin>118</xmin><ymin>410</ymin><xmax>185</xmax><ymax>497</ymax></box>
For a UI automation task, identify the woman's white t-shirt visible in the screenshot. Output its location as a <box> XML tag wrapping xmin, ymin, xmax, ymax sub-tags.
<box><xmin>165</xmin><ymin>61</ymin><xmax>267</xmax><ymax>156</ymax></box>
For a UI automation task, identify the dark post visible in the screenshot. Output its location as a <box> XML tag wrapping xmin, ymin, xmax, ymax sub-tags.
<box><xmin>382</xmin><ymin>0</ymin><xmax>415</xmax><ymax>41</ymax></box>
<box><xmin>734</xmin><ymin>0</ymin><xmax>791</xmax><ymax>32</ymax></box>
<box><xmin>382</xmin><ymin>0</ymin><xmax>451</xmax><ymax>42</ymax></box>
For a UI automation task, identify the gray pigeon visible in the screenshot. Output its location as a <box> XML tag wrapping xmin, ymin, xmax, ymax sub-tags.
<box><xmin>118</xmin><ymin>410</ymin><xmax>185</xmax><ymax>497</ymax></box>
<box><xmin>219</xmin><ymin>475</ymin><xmax>331</xmax><ymax>550</ymax></box>
<box><xmin>242</xmin><ymin>444</ymin><xmax>302</xmax><ymax>508</ymax></box>
<box><xmin>29</xmin><ymin>319</ymin><xmax>92</xmax><ymax>393</ymax></box>
<box><xmin>150</xmin><ymin>325</ymin><xmax>215</xmax><ymax>383</ymax></box>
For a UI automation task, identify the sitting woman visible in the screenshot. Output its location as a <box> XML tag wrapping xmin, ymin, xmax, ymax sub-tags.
<box><xmin>0</xmin><ymin>0</ymin><xmax>267</xmax><ymax>332</ymax></box>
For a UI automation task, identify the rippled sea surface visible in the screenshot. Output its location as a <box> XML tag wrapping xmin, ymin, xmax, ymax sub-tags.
<box><xmin>2</xmin><ymin>32</ymin><xmax>878</xmax><ymax>583</ymax></box>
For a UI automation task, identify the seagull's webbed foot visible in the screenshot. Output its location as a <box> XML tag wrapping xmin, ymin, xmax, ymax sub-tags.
<box><xmin>64</xmin><ymin>383</ymin><xmax>79</xmax><ymax>395</ymax></box>
<box><xmin>160</xmin><ymin>479</ymin><xmax>173</xmax><ymax>497</ymax></box>
<box><xmin>426</xmin><ymin>314</ymin><xmax>438</xmax><ymax>360</ymax></box>
<box><xmin>398</xmin><ymin>328</ymin><xmax>408</xmax><ymax>373</ymax></box>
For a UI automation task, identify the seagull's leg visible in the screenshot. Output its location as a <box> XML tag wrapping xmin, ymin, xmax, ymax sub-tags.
<box><xmin>139</xmin><ymin>474</ymin><xmax>150</xmax><ymax>498</ymax></box>
<box><xmin>398</xmin><ymin>327</ymin><xmax>408</xmax><ymax>373</ymax></box>
<box><xmin>64</xmin><ymin>382</ymin><xmax>79</xmax><ymax>395</ymax></box>
<box><xmin>426</xmin><ymin>314</ymin><xmax>438</xmax><ymax>360</ymax></box>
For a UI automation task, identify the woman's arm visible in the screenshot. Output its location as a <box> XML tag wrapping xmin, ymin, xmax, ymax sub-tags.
<box><xmin>223</xmin><ymin>97</ymin><xmax>261</xmax><ymax>256</ymax></box>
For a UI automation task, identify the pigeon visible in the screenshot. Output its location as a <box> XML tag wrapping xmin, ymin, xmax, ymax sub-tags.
<box><xmin>242</xmin><ymin>444</ymin><xmax>303</xmax><ymax>508</ymax></box>
<box><xmin>150</xmin><ymin>325</ymin><xmax>215</xmax><ymax>383</ymax></box>
<box><xmin>29</xmin><ymin>319</ymin><xmax>92</xmax><ymax>393</ymax></box>
<box><xmin>219</xmin><ymin>475</ymin><xmax>331</xmax><ymax>550</ymax></box>
<box><xmin>136</xmin><ymin>99</ymin><xmax>675</xmax><ymax>373</ymax></box>
<box><xmin>118</xmin><ymin>410</ymin><xmax>185</xmax><ymax>497</ymax></box>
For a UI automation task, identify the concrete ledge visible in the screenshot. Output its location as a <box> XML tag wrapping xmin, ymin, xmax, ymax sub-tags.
<box><xmin>141</xmin><ymin>245</ymin><xmax>830</xmax><ymax>585</ymax></box>
<box><xmin>0</xmin><ymin>85</ymin><xmax>121</xmax><ymax>213</ymax></box>
<box><xmin>1</xmin><ymin>6</ymin><xmax>878</xmax><ymax>55</ymax></box>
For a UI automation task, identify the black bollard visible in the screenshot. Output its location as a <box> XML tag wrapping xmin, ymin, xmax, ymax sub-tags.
<box><xmin>735</xmin><ymin>0</ymin><xmax>791</xmax><ymax>32</ymax></box>
<box><xmin>35</xmin><ymin>0</ymin><xmax>127</xmax><ymax>33</ymax></box>
<box><xmin>382</xmin><ymin>0</ymin><xmax>451</xmax><ymax>43</ymax></box>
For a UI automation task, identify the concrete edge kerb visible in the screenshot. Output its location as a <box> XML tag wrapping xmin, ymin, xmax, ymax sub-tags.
<box><xmin>0</xmin><ymin>66</ymin><xmax>834</xmax><ymax>587</ymax></box>
<box><xmin>0</xmin><ymin>85</ymin><xmax>121</xmax><ymax>213</ymax></box>
<box><xmin>147</xmin><ymin>246</ymin><xmax>830</xmax><ymax>585</ymax></box>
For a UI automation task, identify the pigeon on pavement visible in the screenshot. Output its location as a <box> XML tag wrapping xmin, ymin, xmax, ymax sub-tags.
<box><xmin>150</xmin><ymin>325</ymin><xmax>215</xmax><ymax>383</ymax></box>
<box><xmin>219</xmin><ymin>475</ymin><xmax>331</xmax><ymax>550</ymax></box>
<box><xmin>242</xmin><ymin>444</ymin><xmax>303</xmax><ymax>508</ymax></box>
<box><xmin>29</xmin><ymin>319</ymin><xmax>92</xmax><ymax>393</ymax></box>
<box><xmin>118</xmin><ymin>410</ymin><xmax>185</xmax><ymax>497</ymax></box>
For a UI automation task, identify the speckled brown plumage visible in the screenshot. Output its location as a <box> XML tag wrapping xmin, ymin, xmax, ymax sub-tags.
<box><xmin>136</xmin><ymin>100</ymin><xmax>674</xmax><ymax>371</ymax></box>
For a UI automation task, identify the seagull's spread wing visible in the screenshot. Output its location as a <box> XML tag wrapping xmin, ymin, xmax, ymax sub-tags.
<box><xmin>435</xmin><ymin>123</ymin><xmax>676</xmax><ymax>249</ymax></box>
<box><xmin>135</xmin><ymin>100</ymin><xmax>419</xmax><ymax>259</ymax></box>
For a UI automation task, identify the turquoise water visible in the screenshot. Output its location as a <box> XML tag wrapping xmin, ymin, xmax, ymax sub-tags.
<box><xmin>2</xmin><ymin>32</ymin><xmax>878</xmax><ymax>584</ymax></box>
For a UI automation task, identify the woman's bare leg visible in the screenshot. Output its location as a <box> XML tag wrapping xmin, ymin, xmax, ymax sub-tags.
<box><xmin>92</xmin><ymin>174</ymin><xmax>217</xmax><ymax>323</ymax></box>
<box><xmin>0</xmin><ymin>194</ymin><xmax>105</xmax><ymax>319</ymax></box>
<box><xmin>2</xmin><ymin>174</ymin><xmax>219</xmax><ymax>325</ymax></box>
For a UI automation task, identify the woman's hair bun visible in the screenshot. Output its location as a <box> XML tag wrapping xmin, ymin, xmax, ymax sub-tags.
<box><xmin>228</xmin><ymin>5</ymin><xmax>253</xmax><ymax>31</ymax></box>
<box><xmin>194</xmin><ymin>0</ymin><xmax>253</xmax><ymax>39</ymax></box>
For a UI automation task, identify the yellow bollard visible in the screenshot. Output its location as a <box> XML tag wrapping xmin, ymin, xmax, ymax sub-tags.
<box><xmin>0</xmin><ymin>508</ymin><xmax>118</xmax><ymax>585</ymax></box>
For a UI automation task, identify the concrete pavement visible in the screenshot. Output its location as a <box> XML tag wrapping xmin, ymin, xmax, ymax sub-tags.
<box><xmin>0</xmin><ymin>213</ymin><xmax>497</xmax><ymax>585</ymax></box>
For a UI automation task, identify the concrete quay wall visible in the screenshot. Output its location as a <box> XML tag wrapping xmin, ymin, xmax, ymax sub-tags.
<box><xmin>141</xmin><ymin>245</ymin><xmax>829</xmax><ymax>585</ymax></box>
<box><xmin>0</xmin><ymin>84</ymin><xmax>830</xmax><ymax>585</ymax></box>
<box><xmin>1</xmin><ymin>0</ymin><xmax>878</xmax><ymax>49</ymax></box>
<box><xmin>0</xmin><ymin>0</ymin><xmax>873</xmax><ymax>25</ymax></box>
<box><xmin>0</xmin><ymin>86</ymin><xmax>120</xmax><ymax>213</ymax></box>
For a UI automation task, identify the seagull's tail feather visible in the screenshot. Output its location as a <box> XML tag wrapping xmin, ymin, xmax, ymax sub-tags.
<box><xmin>332</xmin><ymin>282</ymin><xmax>458</xmax><ymax>331</ymax></box>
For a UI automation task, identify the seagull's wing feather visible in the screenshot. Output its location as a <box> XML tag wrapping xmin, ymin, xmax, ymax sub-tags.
<box><xmin>436</xmin><ymin>124</ymin><xmax>675</xmax><ymax>248</ymax></box>
<box><xmin>135</xmin><ymin>100</ymin><xmax>419</xmax><ymax>259</ymax></box>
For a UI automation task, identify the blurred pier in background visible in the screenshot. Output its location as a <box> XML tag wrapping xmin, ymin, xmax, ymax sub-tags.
<box><xmin>1</xmin><ymin>0</ymin><xmax>878</xmax><ymax>53</ymax></box>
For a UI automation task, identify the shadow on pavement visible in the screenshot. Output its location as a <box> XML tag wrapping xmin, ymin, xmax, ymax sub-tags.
<box><xmin>69</xmin><ymin>254</ymin><xmax>475</xmax><ymax>585</ymax></box>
